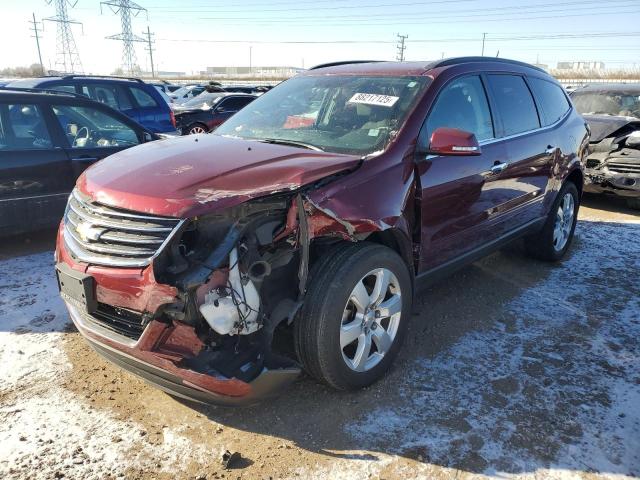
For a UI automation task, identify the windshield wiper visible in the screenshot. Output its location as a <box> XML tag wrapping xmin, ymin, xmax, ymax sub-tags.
<box><xmin>259</xmin><ymin>138</ymin><xmax>324</xmax><ymax>152</ymax></box>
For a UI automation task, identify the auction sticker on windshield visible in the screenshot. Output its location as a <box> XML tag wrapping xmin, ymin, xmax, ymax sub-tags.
<box><xmin>348</xmin><ymin>93</ymin><xmax>399</xmax><ymax>107</ymax></box>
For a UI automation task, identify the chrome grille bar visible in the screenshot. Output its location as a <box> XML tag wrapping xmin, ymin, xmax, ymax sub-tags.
<box><xmin>63</xmin><ymin>189</ymin><xmax>185</xmax><ymax>268</ymax></box>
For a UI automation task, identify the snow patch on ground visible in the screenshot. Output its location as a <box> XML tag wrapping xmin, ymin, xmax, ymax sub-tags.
<box><xmin>0</xmin><ymin>253</ymin><xmax>212</xmax><ymax>479</ymax></box>
<box><xmin>346</xmin><ymin>220</ymin><xmax>640</xmax><ymax>478</ymax></box>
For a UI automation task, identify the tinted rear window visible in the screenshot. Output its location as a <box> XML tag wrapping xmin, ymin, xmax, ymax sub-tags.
<box><xmin>528</xmin><ymin>77</ymin><xmax>570</xmax><ymax>126</ymax></box>
<box><xmin>130</xmin><ymin>87</ymin><xmax>159</xmax><ymax>107</ymax></box>
<box><xmin>220</xmin><ymin>96</ymin><xmax>254</xmax><ymax>111</ymax></box>
<box><xmin>487</xmin><ymin>74</ymin><xmax>540</xmax><ymax>136</ymax></box>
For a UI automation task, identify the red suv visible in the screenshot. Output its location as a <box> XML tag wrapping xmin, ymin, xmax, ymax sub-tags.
<box><xmin>55</xmin><ymin>58</ymin><xmax>588</xmax><ymax>405</ymax></box>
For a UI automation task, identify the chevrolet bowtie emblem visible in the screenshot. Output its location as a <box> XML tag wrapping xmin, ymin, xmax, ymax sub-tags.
<box><xmin>76</xmin><ymin>222</ymin><xmax>105</xmax><ymax>242</ymax></box>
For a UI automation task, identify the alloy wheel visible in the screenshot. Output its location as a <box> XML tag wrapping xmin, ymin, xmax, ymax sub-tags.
<box><xmin>340</xmin><ymin>268</ymin><xmax>402</xmax><ymax>372</ymax></box>
<box><xmin>553</xmin><ymin>192</ymin><xmax>575</xmax><ymax>251</ymax></box>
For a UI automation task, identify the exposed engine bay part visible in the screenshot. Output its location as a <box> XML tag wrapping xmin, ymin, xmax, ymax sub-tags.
<box><xmin>199</xmin><ymin>247</ymin><xmax>261</xmax><ymax>336</ymax></box>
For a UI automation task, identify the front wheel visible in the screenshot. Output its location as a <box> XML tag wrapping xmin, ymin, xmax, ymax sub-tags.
<box><xmin>525</xmin><ymin>181</ymin><xmax>580</xmax><ymax>261</ymax></box>
<box><xmin>186</xmin><ymin>123</ymin><xmax>208</xmax><ymax>135</ymax></box>
<box><xmin>294</xmin><ymin>243</ymin><xmax>412</xmax><ymax>390</ymax></box>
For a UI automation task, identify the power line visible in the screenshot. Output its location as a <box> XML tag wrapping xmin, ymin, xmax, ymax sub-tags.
<box><xmin>155</xmin><ymin>31</ymin><xmax>640</xmax><ymax>46</ymax></box>
<box><xmin>44</xmin><ymin>0</ymin><xmax>83</xmax><ymax>74</ymax></box>
<box><xmin>29</xmin><ymin>13</ymin><xmax>45</xmax><ymax>75</ymax></box>
<box><xmin>396</xmin><ymin>34</ymin><xmax>408</xmax><ymax>61</ymax></box>
<box><xmin>101</xmin><ymin>0</ymin><xmax>147</xmax><ymax>74</ymax></box>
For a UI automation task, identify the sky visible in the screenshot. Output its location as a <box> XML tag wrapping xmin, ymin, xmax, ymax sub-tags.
<box><xmin>1</xmin><ymin>0</ymin><xmax>639</xmax><ymax>75</ymax></box>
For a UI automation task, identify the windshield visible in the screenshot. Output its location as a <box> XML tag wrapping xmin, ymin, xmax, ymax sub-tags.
<box><xmin>180</xmin><ymin>92</ymin><xmax>224</xmax><ymax>109</ymax></box>
<box><xmin>171</xmin><ymin>85</ymin><xmax>197</xmax><ymax>97</ymax></box>
<box><xmin>572</xmin><ymin>91</ymin><xmax>640</xmax><ymax>118</ymax></box>
<box><xmin>214</xmin><ymin>75</ymin><xmax>430</xmax><ymax>156</ymax></box>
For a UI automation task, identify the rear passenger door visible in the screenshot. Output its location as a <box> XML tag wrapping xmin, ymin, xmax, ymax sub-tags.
<box><xmin>484</xmin><ymin>74</ymin><xmax>553</xmax><ymax>227</ymax></box>
<box><xmin>0</xmin><ymin>101</ymin><xmax>73</xmax><ymax>233</ymax></box>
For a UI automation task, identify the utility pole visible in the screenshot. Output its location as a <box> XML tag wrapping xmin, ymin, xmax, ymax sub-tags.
<box><xmin>44</xmin><ymin>0</ymin><xmax>83</xmax><ymax>73</ymax></box>
<box><xmin>143</xmin><ymin>25</ymin><xmax>155</xmax><ymax>77</ymax></box>
<box><xmin>396</xmin><ymin>34</ymin><xmax>408</xmax><ymax>61</ymax></box>
<box><xmin>249</xmin><ymin>46</ymin><xmax>252</xmax><ymax>74</ymax></box>
<box><xmin>101</xmin><ymin>0</ymin><xmax>147</xmax><ymax>75</ymax></box>
<box><xmin>29</xmin><ymin>13</ymin><xmax>45</xmax><ymax>75</ymax></box>
<box><xmin>481</xmin><ymin>32</ymin><xmax>487</xmax><ymax>56</ymax></box>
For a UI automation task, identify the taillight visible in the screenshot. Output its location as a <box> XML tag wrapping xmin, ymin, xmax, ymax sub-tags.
<box><xmin>170</xmin><ymin>110</ymin><xmax>176</xmax><ymax>128</ymax></box>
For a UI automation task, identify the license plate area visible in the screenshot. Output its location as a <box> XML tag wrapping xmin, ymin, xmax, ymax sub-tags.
<box><xmin>56</xmin><ymin>263</ymin><xmax>97</xmax><ymax>313</ymax></box>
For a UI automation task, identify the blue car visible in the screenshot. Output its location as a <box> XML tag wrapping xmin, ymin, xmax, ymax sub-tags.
<box><xmin>7</xmin><ymin>75</ymin><xmax>178</xmax><ymax>135</ymax></box>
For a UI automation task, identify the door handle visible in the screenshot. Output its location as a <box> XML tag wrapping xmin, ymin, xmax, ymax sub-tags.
<box><xmin>490</xmin><ymin>162</ymin><xmax>509</xmax><ymax>174</ymax></box>
<box><xmin>545</xmin><ymin>145</ymin><xmax>557</xmax><ymax>155</ymax></box>
<box><xmin>71</xmin><ymin>156</ymin><xmax>99</xmax><ymax>162</ymax></box>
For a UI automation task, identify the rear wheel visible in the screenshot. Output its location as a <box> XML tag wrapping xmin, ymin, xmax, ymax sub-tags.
<box><xmin>186</xmin><ymin>123</ymin><xmax>208</xmax><ymax>135</ymax></box>
<box><xmin>525</xmin><ymin>181</ymin><xmax>580</xmax><ymax>261</ymax></box>
<box><xmin>294</xmin><ymin>243</ymin><xmax>412</xmax><ymax>390</ymax></box>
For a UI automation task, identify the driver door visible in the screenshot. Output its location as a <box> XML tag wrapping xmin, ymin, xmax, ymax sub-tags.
<box><xmin>49</xmin><ymin>103</ymin><xmax>142</xmax><ymax>179</ymax></box>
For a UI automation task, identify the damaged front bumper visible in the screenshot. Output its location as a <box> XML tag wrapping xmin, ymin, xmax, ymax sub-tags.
<box><xmin>584</xmin><ymin>157</ymin><xmax>640</xmax><ymax>197</ymax></box>
<box><xmin>64</xmin><ymin>300</ymin><xmax>300</xmax><ymax>406</ymax></box>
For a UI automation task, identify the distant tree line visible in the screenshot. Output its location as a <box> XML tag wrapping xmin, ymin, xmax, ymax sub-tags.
<box><xmin>0</xmin><ymin>64</ymin><xmax>46</xmax><ymax>78</ymax></box>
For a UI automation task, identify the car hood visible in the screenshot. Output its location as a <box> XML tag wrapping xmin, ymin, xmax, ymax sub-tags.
<box><xmin>77</xmin><ymin>135</ymin><xmax>361</xmax><ymax>218</ymax></box>
<box><xmin>583</xmin><ymin>114</ymin><xmax>640</xmax><ymax>142</ymax></box>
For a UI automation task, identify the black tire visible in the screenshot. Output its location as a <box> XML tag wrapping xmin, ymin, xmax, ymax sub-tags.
<box><xmin>525</xmin><ymin>181</ymin><xmax>580</xmax><ymax>261</ymax></box>
<box><xmin>186</xmin><ymin>123</ymin><xmax>208</xmax><ymax>135</ymax></box>
<box><xmin>294</xmin><ymin>242</ymin><xmax>412</xmax><ymax>390</ymax></box>
<box><xmin>627</xmin><ymin>198</ymin><xmax>640</xmax><ymax>210</ymax></box>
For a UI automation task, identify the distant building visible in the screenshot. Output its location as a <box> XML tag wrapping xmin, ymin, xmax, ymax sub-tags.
<box><xmin>557</xmin><ymin>61</ymin><xmax>605</xmax><ymax>71</ymax></box>
<box><xmin>142</xmin><ymin>71</ymin><xmax>187</xmax><ymax>78</ymax></box>
<box><xmin>200</xmin><ymin>66</ymin><xmax>302</xmax><ymax>77</ymax></box>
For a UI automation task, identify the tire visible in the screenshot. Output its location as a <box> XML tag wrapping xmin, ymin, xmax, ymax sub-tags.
<box><xmin>627</xmin><ymin>198</ymin><xmax>640</xmax><ymax>210</ymax></box>
<box><xmin>294</xmin><ymin>242</ymin><xmax>412</xmax><ymax>390</ymax></box>
<box><xmin>525</xmin><ymin>181</ymin><xmax>580</xmax><ymax>261</ymax></box>
<box><xmin>186</xmin><ymin>123</ymin><xmax>208</xmax><ymax>135</ymax></box>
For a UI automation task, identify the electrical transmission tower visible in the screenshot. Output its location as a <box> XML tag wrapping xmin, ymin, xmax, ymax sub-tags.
<box><xmin>396</xmin><ymin>34</ymin><xmax>408</xmax><ymax>62</ymax></box>
<box><xmin>101</xmin><ymin>0</ymin><xmax>147</xmax><ymax>75</ymax></box>
<box><xmin>44</xmin><ymin>0</ymin><xmax>84</xmax><ymax>74</ymax></box>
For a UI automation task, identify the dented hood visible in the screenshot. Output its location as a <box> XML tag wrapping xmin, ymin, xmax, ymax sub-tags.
<box><xmin>584</xmin><ymin>114</ymin><xmax>640</xmax><ymax>143</ymax></box>
<box><xmin>77</xmin><ymin>134</ymin><xmax>361</xmax><ymax>218</ymax></box>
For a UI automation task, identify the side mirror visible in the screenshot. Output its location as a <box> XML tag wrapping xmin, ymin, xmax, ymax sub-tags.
<box><xmin>215</xmin><ymin>107</ymin><xmax>226</xmax><ymax>113</ymax></box>
<box><xmin>143</xmin><ymin>132</ymin><xmax>154</xmax><ymax>142</ymax></box>
<box><xmin>428</xmin><ymin>127</ymin><xmax>481</xmax><ymax>156</ymax></box>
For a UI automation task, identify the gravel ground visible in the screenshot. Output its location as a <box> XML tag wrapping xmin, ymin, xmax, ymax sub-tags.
<box><xmin>0</xmin><ymin>194</ymin><xmax>638</xmax><ymax>480</ymax></box>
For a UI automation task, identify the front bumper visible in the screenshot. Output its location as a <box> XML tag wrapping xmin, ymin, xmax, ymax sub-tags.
<box><xmin>65</xmin><ymin>300</ymin><xmax>300</xmax><ymax>406</ymax></box>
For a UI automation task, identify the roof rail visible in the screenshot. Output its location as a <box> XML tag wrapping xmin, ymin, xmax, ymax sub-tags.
<box><xmin>0</xmin><ymin>86</ymin><xmax>87</xmax><ymax>99</ymax></box>
<box><xmin>309</xmin><ymin>60</ymin><xmax>382</xmax><ymax>70</ymax></box>
<box><xmin>60</xmin><ymin>74</ymin><xmax>145</xmax><ymax>83</ymax></box>
<box><xmin>430</xmin><ymin>56</ymin><xmax>546</xmax><ymax>73</ymax></box>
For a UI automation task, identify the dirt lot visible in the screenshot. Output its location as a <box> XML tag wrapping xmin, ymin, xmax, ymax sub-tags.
<box><xmin>1</xmin><ymin>193</ymin><xmax>638</xmax><ymax>480</ymax></box>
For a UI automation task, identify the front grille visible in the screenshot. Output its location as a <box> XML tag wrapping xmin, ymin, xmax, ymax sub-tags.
<box><xmin>63</xmin><ymin>189</ymin><xmax>184</xmax><ymax>267</ymax></box>
<box><xmin>90</xmin><ymin>303</ymin><xmax>147</xmax><ymax>340</ymax></box>
<box><xmin>607</xmin><ymin>162</ymin><xmax>640</xmax><ymax>174</ymax></box>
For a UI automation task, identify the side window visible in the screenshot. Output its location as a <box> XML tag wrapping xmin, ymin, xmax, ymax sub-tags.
<box><xmin>49</xmin><ymin>84</ymin><xmax>77</xmax><ymax>94</ymax></box>
<box><xmin>487</xmin><ymin>74</ymin><xmax>540</xmax><ymax>136</ymax></box>
<box><xmin>219</xmin><ymin>97</ymin><xmax>254</xmax><ymax>112</ymax></box>
<box><xmin>424</xmin><ymin>75</ymin><xmax>494</xmax><ymax>143</ymax></box>
<box><xmin>52</xmin><ymin>104</ymin><xmax>140</xmax><ymax>148</ymax></box>
<box><xmin>528</xmin><ymin>77</ymin><xmax>571</xmax><ymax>126</ymax></box>
<box><xmin>81</xmin><ymin>84</ymin><xmax>133</xmax><ymax>111</ymax></box>
<box><xmin>130</xmin><ymin>87</ymin><xmax>158</xmax><ymax>108</ymax></box>
<box><xmin>0</xmin><ymin>103</ymin><xmax>52</xmax><ymax>150</ymax></box>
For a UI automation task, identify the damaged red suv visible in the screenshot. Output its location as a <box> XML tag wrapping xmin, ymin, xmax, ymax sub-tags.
<box><xmin>56</xmin><ymin>58</ymin><xmax>588</xmax><ymax>405</ymax></box>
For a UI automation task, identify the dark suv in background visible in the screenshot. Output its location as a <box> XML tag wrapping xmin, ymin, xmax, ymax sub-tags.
<box><xmin>7</xmin><ymin>75</ymin><xmax>177</xmax><ymax>135</ymax></box>
<box><xmin>56</xmin><ymin>58</ymin><xmax>587</xmax><ymax>405</ymax></box>
<box><xmin>0</xmin><ymin>88</ymin><xmax>157</xmax><ymax>235</ymax></box>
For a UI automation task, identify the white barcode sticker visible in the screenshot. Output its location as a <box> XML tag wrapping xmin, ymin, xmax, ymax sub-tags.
<box><xmin>347</xmin><ymin>93</ymin><xmax>399</xmax><ymax>107</ymax></box>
